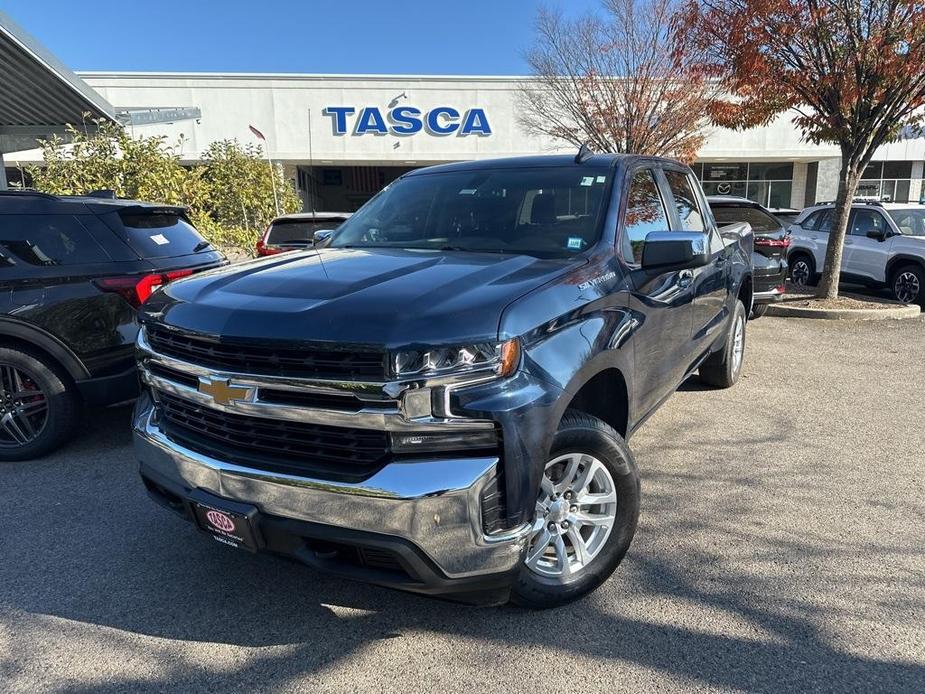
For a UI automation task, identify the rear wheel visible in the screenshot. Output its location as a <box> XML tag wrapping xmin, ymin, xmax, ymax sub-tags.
<box><xmin>789</xmin><ymin>253</ymin><xmax>816</xmax><ymax>287</ymax></box>
<box><xmin>0</xmin><ymin>347</ymin><xmax>79</xmax><ymax>461</ymax></box>
<box><xmin>699</xmin><ymin>299</ymin><xmax>746</xmax><ymax>388</ymax></box>
<box><xmin>511</xmin><ymin>411</ymin><xmax>640</xmax><ymax>609</ymax></box>
<box><xmin>891</xmin><ymin>264</ymin><xmax>924</xmax><ymax>306</ymax></box>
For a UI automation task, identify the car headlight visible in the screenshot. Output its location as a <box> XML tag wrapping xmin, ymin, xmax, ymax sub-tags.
<box><xmin>391</xmin><ymin>339</ymin><xmax>520</xmax><ymax>378</ymax></box>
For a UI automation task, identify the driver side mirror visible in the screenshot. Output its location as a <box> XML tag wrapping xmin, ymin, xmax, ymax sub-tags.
<box><xmin>866</xmin><ymin>229</ymin><xmax>889</xmax><ymax>242</ymax></box>
<box><xmin>641</xmin><ymin>231</ymin><xmax>711</xmax><ymax>271</ymax></box>
<box><xmin>313</xmin><ymin>229</ymin><xmax>334</xmax><ymax>244</ymax></box>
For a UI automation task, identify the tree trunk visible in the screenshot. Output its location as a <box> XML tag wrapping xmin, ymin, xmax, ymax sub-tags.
<box><xmin>816</xmin><ymin>159</ymin><xmax>862</xmax><ymax>300</ymax></box>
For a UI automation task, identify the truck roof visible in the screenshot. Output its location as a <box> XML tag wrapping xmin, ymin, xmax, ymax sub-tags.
<box><xmin>406</xmin><ymin>153</ymin><xmax>675</xmax><ymax>176</ymax></box>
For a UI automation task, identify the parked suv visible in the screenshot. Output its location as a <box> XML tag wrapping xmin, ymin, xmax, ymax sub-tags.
<box><xmin>708</xmin><ymin>196</ymin><xmax>789</xmax><ymax>318</ymax></box>
<box><xmin>134</xmin><ymin>154</ymin><xmax>752</xmax><ymax>607</ymax></box>
<box><xmin>256</xmin><ymin>212</ymin><xmax>352</xmax><ymax>256</ymax></box>
<box><xmin>0</xmin><ymin>191</ymin><xmax>225</xmax><ymax>460</ymax></box>
<box><xmin>788</xmin><ymin>201</ymin><xmax>925</xmax><ymax>305</ymax></box>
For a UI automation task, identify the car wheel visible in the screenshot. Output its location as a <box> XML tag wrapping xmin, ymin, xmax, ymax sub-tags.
<box><xmin>511</xmin><ymin>410</ymin><xmax>640</xmax><ymax>609</ymax></box>
<box><xmin>750</xmin><ymin>303</ymin><xmax>768</xmax><ymax>319</ymax></box>
<box><xmin>891</xmin><ymin>264</ymin><xmax>924</xmax><ymax>306</ymax></box>
<box><xmin>699</xmin><ymin>299</ymin><xmax>746</xmax><ymax>388</ymax></box>
<box><xmin>789</xmin><ymin>254</ymin><xmax>816</xmax><ymax>287</ymax></box>
<box><xmin>0</xmin><ymin>347</ymin><xmax>79</xmax><ymax>461</ymax></box>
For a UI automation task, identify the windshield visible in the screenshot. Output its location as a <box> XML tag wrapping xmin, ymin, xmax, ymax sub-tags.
<box><xmin>267</xmin><ymin>219</ymin><xmax>347</xmax><ymax>246</ymax></box>
<box><xmin>887</xmin><ymin>208</ymin><xmax>925</xmax><ymax>236</ymax></box>
<box><xmin>329</xmin><ymin>166</ymin><xmax>612</xmax><ymax>258</ymax></box>
<box><xmin>711</xmin><ymin>205</ymin><xmax>783</xmax><ymax>233</ymax></box>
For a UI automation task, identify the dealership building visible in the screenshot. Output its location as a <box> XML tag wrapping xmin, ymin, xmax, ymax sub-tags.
<box><xmin>6</xmin><ymin>70</ymin><xmax>925</xmax><ymax>211</ymax></box>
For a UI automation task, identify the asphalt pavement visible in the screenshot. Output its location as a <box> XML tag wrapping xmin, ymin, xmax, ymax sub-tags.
<box><xmin>1</xmin><ymin>316</ymin><xmax>923</xmax><ymax>693</ymax></box>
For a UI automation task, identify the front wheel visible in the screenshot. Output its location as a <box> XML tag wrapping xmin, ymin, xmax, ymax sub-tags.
<box><xmin>699</xmin><ymin>299</ymin><xmax>746</xmax><ymax>388</ymax></box>
<box><xmin>891</xmin><ymin>264</ymin><xmax>924</xmax><ymax>306</ymax></box>
<box><xmin>511</xmin><ymin>410</ymin><xmax>640</xmax><ymax>609</ymax></box>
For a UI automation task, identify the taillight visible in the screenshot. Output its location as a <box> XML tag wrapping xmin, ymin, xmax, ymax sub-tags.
<box><xmin>95</xmin><ymin>269</ymin><xmax>194</xmax><ymax>308</ymax></box>
<box><xmin>754</xmin><ymin>236</ymin><xmax>791</xmax><ymax>248</ymax></box>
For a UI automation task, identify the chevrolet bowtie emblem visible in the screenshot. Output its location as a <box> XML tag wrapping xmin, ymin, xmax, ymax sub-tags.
<box><xmin>198</xmin><ymin>377</ymin><xmax>251</xmax><ymax>406</ymax></box>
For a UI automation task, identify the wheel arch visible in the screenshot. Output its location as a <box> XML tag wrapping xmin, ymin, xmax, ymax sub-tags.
<box><xmin>558</xmin><ymin>367</ymin><xmax>629</xmax><ymax>438</ymax></box>
<box><xmin>885</xmin><ymin>254</ymin><xmax>925</xmax><ymax>283</ymax></box>
<box><xmin>0</xmin><ymin>317</ymin><xmax>89</xmax><ymax>383</ymax></box>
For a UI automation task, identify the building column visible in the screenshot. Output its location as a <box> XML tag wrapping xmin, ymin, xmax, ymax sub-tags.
<box><xmin>910</xmin><ymin>161</ymin><xmax>924</xmax><ymax>204</ymax></box>
<box><xmin>0</xmin><ymin>152</ymin><xmax>7</xmax><ymax>190</ymax></box>
<box><xmin>790</xmin><ymin>162</ymin><xmax>807</xmax><ymax>209</ymax></box>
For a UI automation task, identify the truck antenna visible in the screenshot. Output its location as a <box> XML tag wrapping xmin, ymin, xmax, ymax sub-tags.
<box><xmin>575</xmin><ymin>143</ymin><xmax>594</xmax><ymax>164</ymax></box>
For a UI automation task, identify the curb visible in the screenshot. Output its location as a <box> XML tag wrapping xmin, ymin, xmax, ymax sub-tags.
<box><xmin>765</xmin><ymin>302</ymin><xmax>921</xmax><ymax>320</ymax></box>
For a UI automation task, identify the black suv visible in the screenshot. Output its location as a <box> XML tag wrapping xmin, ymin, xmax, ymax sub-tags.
<box><xmin>0</xmin><ymin>191</ymin><xmax>225</xmax><ymax>460</ymax></box>
<box><xmin>134</xmin><ymin>154</ymin><xmax>752</xmax><ymax>607</ymax></box>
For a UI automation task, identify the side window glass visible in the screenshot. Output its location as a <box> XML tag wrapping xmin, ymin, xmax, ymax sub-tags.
<box><xmin>801</xmin><ymin>210</ymin><xmax>821</xmax><ymax>230</ymax></box>
<box><xmin>663</xmin><ymin>170</ymin><xmax>706</xmax><ymax>232</ymax></box>
<box><xmin>0</xmin><ymin>215</ymin><xmax>110</xmax><ymax>266</ymax></box>
<box><xmin>850</xmin><ymin>209</ymin><xmax>886</xmax><ymax>236</ymax></box>
<box><xmin>816</xmin><ymin>210</ymin><xmax>834</xmax><ymax>233</ymax></box>
<box><xmin>622</xmin><ymin>169</ymin><xmax>670</xmax><ymax>264</ymax></box>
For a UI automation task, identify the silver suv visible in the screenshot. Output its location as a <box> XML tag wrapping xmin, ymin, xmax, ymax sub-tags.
<box><xmin>788</xmin><ymin>202</ymin><xmax>925</xmax><ymax>304</ymax></box>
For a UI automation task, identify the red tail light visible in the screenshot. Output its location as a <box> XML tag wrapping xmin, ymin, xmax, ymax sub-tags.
<box><xmin>255</xmin><ymin>238</ymin><xmax>283</xmax><ymax>256</ymax></box>
<box><xmin>754</xmin><ymin>236</ymin><xmax>791</xmax><ymax>248</ymax></box>
<box><xmin>95</xmin><ymin>269</ymin><xmax>194</xmax><ymax>308</ymax></box>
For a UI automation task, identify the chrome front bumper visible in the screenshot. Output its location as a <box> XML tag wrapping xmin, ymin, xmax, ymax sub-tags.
<box><xmin>133</xmin><ymin>399</ymin><xmax>531</xmax><ymax>581</ymax></box>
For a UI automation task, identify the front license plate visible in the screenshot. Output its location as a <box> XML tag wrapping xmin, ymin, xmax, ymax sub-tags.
<box><xmin>192</xmin><ymin>501</ymin><xmax>260</xmax><ymax>552</ymax></box>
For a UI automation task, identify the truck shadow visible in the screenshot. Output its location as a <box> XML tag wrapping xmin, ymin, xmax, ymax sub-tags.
<box><xmin>1</xmin><ymin>354</ymin><xmax>923</xmax><ymax>692</ymax></box>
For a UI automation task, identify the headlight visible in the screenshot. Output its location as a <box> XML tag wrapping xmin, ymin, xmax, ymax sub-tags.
<box><xmin>391</xmin><ymin>339</ymin><xmax>520</xmax><ymax>378</ymax></box>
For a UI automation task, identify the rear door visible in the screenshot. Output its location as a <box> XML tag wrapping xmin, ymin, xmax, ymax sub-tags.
<box><xmin>661</xmin><ymin>168</ymin><xmax>729</xmax><ymax>349</ymax></box>
<box><xmin>621</xmin><ymin>166</ymin><xmax>694</xmax><ymax>417</ymax></box>
<box><xmin>843</xmin><ymin>208</ymin><xmax>892</xmax><ymax>282</ymax></box>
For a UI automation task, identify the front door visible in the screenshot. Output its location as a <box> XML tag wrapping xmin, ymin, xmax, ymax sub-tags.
<box><xmin>843</xmin><ymin>208</ymin><xmax>893</xmax><ymax>282</ymax></box>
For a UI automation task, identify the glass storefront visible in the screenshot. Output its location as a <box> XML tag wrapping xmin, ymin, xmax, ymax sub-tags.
<box><xmin>858</xmin><ymin>161</ymin><xmax>915</xmax><ymax>202</ymax></box>
<box><xmin>693</xmin><ymin>162</ymin><xmax>793</xmax><ymax>209</ymax></box>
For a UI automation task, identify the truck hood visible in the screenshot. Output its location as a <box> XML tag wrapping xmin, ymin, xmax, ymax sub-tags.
<box><xmin>141</xmin><ymin>247</ymin><xmax>579</xmax><ymax>347</ymax></box>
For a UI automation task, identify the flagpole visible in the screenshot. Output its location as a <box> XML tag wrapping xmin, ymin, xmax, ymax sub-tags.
<box><xmin>252</xmin><ymin>124</ymin><xmax>280</xmax><ymax>217</ymax></box>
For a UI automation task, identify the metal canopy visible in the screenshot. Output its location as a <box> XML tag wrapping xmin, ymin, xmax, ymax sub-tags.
<box><xmin>0</xmin><ymin>10</ymin><xmax>116</xmax><ymax>154</ymax></box>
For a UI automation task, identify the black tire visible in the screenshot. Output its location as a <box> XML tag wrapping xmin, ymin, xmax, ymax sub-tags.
<box><xmin>511</xmin><ymin>410</ymin><xmax>640</xmax><ymax>609</ymax></box>
<box><xmin>699</xmin><ymin>299</ymin><xmax>746</xmax><ymax>389</ymax></box>
<box><xmin>890</xmin><ymin>263</ymin><xmax>924</xmax><ymax>306</ymax></box>
<box><xmin>789</xmin><ymin>253</ymin><xmax>816</xmax><ymax>287</ymax></box>
<box><xmin>0</xmin><ymin>346</ymin><xmax>79</xmax><ymax>461</ymax></box>
<box><xmin>749</xmin><ymin>303</ymin><xmax>768</xmax><ymax>320</ymax></box>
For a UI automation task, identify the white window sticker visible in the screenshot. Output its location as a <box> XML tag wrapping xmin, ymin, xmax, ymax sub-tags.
<box><xmin>580</xmin><ymin>176</ymin><xmax>594</xmax><ymax>187</ymax></box>
<box><xmin>596</xmin><ymin>176</ymin><xmax>606</xmax><ymax>184</ymax></box>
<box><xmin>458</xmin><ymin>189</ymin><xmax>477</xmax><ymax>195</ymax></box>
<box><xmin>150</xmin><ymin>234</ymin><xmax>170</xmax><ymax>246</ymax></box>
<box><xmin>567</xmin><ymin>237</ymin><xmax>584</xmax><ymax>250</ymax></box>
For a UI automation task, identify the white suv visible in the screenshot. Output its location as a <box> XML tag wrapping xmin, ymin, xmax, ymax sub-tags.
<box><xmin>788</xmin><ymin>202</ymin><xmax>925</xmax><ymax>305</ymax></box>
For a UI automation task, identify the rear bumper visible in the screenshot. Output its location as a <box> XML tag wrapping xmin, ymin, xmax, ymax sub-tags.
<box><xmin>76</xmin><ymin>364</ymin><xmax>140</xmax><ymax>405</ymax></box>
<box><xmin>753</xmin><ymin>284</ymin><xmax>786</xmax><ymax>303</ymax></box>
<box><xmin>133</xmin><ymin>394</ymin><xmax>531</xmax><ymax>599</ymax></box>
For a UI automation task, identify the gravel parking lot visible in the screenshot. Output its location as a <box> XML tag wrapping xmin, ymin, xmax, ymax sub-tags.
<box><xmin>1</xmin><ymin>316</ymin><xmax>923</xmax><ymax>693</ymax></box>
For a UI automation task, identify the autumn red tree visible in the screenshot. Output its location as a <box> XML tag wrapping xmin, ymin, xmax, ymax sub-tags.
<box><xmin>677</xmin><ymin>0</ymin><xmax>925</xmax><ymax>300</ymax></box>
<box><xmin>520</xmin><ymin>0</ymin><xmax>720</xmax><ymax>162</ymax></box>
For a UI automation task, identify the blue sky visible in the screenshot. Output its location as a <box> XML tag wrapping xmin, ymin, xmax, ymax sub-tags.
<box><xmin>8</xmin><ymin>0</ymin><xmax>602</xmax><ymax>75</ymax></box>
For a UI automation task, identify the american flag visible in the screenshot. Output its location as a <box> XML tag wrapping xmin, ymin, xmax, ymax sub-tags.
<box><xmin>249</xmin><ymin>125</ymin><xmax>266</xmax><ymax>141</ymax></box>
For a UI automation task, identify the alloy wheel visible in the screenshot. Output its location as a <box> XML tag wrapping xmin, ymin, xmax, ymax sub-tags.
<box><xmin>0</xmin><ymin>363</ymin><xmax>49</xmax><ymax>448</ymax></box>
<box><xmin>525</xmin><ymin>453</ymin><xmax>617</xmax><ymax>582</ymax></box>
<box><xmin>894</xmin><ymin>271</ymin><xmax>921</xmax><ymax>304</ymax></box>
<box><xmin>732</xmin><ymin>315</ymin><xmax>745</xmax><ymax>374</ymax></box>
<box><xmin>791</xmin><ymin>259</ymin><xmax>811</xmax><ymax>286</ymax></box>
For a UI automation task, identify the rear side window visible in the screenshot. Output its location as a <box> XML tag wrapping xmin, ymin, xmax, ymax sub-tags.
<box><xmin>663</xmin><ymin>170</ymin><xmax>706</xmax><ymax>232</ymax></box>
<box><xmin>267</xmin><ymin>219</ymin><xmax>345</xmax><ymax>246</ymax></box>
<box><xmin>711</xmin><ymin>206</ymin><xmax>783</xmax><ymax>233</ymax></box>
<box><xmin>802</xmin><ymin>209</ymin><xmax>833</xmax><ymax>232</ymax></box>
<box><xmin>622</xmin><ymin>169</ymin><xmax>670</xmax><ymax>264</ymax></box>
<box><xmin>0</xmin><ymin>214</ymin><xmax>110</xmax><ymax>266</ymax></box>
<box><xmin>115</xmin><ymin>211</ymin><xmax>207</xmax><ymax>258</ymax></box>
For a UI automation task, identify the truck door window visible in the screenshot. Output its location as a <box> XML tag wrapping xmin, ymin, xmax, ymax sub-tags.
<box><xmin>663</xmin><ymin>170</ymin><xmax>706</xmax><ymax>232</ymax></box>
<box><xmin>622</xmin><ymin>169</ymin><xmax>670</xmax><ymax>264</ymax></box>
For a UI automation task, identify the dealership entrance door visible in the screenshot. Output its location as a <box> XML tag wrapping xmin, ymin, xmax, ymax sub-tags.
<box><xmin>296</xmin><ymin>164</ymin><xmax>421</xmax><ymax>212</ymax></box>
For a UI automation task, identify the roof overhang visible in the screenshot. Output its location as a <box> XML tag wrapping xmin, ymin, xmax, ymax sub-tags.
<box><xmin>0</xmin><ymin>10</ymin><xmax>117</xmax><ymax>154</ymax></box>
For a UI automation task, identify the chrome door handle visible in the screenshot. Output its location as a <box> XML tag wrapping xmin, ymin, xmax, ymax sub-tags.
<box><xmin>678</xmin><ymin>270</ymin><xmax>694</xmax><ymax>289</ymax></box>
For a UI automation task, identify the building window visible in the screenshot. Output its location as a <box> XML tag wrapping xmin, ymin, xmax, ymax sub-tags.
<box><xmin>697</xmin><ymin>162</ymin><xmax>793</xmax><ymax>208</ymax></box>
<box><xmin>858</xmin><ymin>161</ymin><xmax>916</xmax><ymax>202</ymax></box>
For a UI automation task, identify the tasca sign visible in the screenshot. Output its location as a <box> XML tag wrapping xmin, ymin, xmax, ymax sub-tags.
<box><xmin>323</xmin><ymin>106</ymin><xmax>492</xmax><ymax>136</ymax></box>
